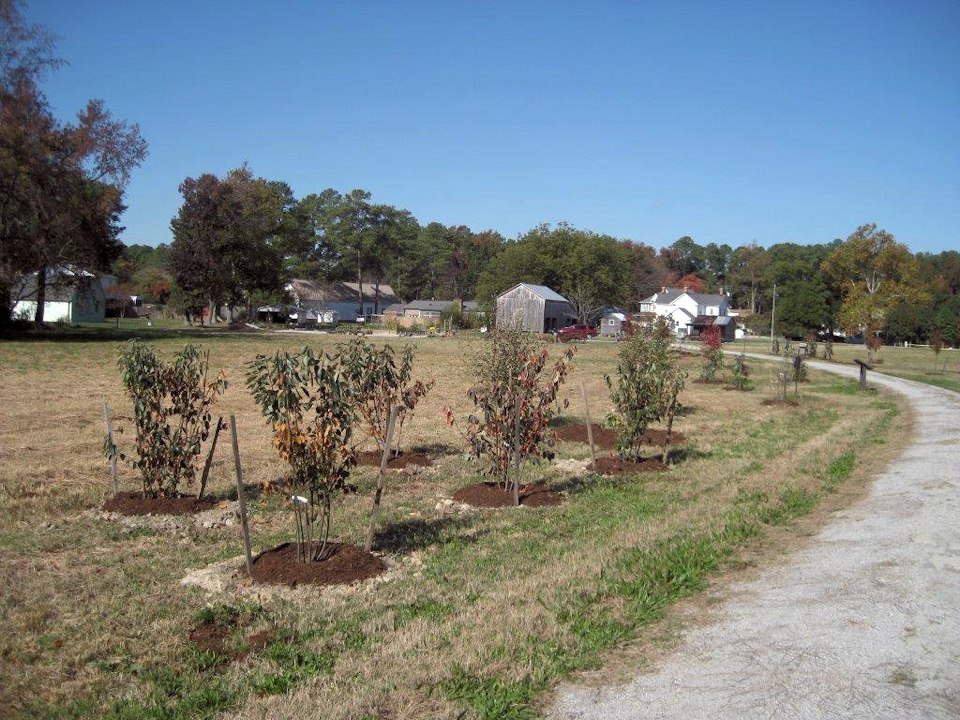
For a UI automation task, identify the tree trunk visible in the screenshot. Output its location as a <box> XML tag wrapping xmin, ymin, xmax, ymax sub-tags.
<box><xmin>33</xmin><ymin>266</ymin><xmax>47</xmax><ymax>323</ymax></box>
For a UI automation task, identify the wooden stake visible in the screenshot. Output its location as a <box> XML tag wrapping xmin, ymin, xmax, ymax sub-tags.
<box><xmin>198</xmin><ymin>416</ymin><xmax>223</xmax><ymax>500</ymax></box>
<box><xmin>579</xmin><ymin>381</ymin><xmax>597</xmax><ymax>466</ymax></box>
<box><xmin>365</xmin><ymin>406</ymin><xmax>399</xmax><ymax>553</ymax></box>
<box><xmin>102</xmin><ymin>401</ymin><xmax>119</xmax><ymax>497</ymax></box>
<box><xmin>229</xmin><ymin>415</ymin><xmax>253</xmax><ymax>577</ymax></box>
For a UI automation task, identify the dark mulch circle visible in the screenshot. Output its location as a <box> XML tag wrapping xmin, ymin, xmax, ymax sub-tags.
<box><xmin>760</xmin><ymin>399</ymin><xmax>800</xmax><ymax>407</ymax></box>
<box><xmin>189</xmin><ymin>622</ymin><xmax>274</xmax><ymax>663</ymax></box>
<box><xmin>553</xmin><ymin>424</ymin><xmax>686</xmax><ymax>449</ymax></box>
<box><xmin>356</xmin><ymin>450</ymin><xmax>434</xmax><ymax>469</ymax></box>
<box><xmin>452</xmin><ymin>481</ymin><xmax>563</xmax><ymax>508</ymax></box>
<box><xmin>103</xmin><ymin>490</ymin><xmax>219</xmax><ymax>516</ymax></box>
<box><xmin>190</xmin><ymin>621</ymin><xmax>234</xmax><ymax>657</ymax></box>
<box><xmin>247</xmin><ymin>542</ymin><xmax>387</xmax><ymax>587</ymax></box>
<box><xmin>588</xmin><ymin>457</ymin><xmax>669</xmax><ymax>475</ymax></box>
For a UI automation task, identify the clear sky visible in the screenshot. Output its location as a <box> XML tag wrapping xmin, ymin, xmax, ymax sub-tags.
<box><xmin>26</xmin><ymin>0</ymin><xmax>960</xmax><ymax>254</ymax></box>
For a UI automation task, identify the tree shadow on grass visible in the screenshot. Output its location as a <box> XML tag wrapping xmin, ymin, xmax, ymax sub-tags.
<box><xmin>409</xmin><ymin>442</ymin><xmax>459</xmax><ymax>457</ymax></box>
<box><xmin>373</xmin><ymin>515</ymin><xmax>482</xmax><ymax>554</ymax></box>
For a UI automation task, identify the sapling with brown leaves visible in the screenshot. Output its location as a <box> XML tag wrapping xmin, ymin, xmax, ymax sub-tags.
<box><xmin>447</xmin><ymin>327</ymin><xmax>575</xmax><ymax>506</ymax></box>
<box><xmin>699</xmin><ymin>324</ymin><xmax>723</xmax><ymax>381</ymax></box>
<box><xmin>114</xmin><ymin>341</ymin><xmax>227</xmax><ymax>498</ymax></box>
<box><xmin>246</xmin><ymin>348</ymin><xmax>356</xmax><ymax>562</ymax></box>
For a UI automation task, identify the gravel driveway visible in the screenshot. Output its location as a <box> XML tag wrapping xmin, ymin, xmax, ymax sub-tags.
<box><xmin>549</xmin><ymin>361</ymin><xmax>960</xmax><ymax>719</ymax></box>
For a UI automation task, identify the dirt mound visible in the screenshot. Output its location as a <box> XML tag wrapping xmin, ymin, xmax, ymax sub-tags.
<box><xmin>102</xmin><ymin>491</ymin><xmax>220</xmax><ymax>516</ymax></box>
<box><xmin>452</xmin><ymin>481</ymin><xmax>563</xmax><ymax>508</ymax></box>
<box><xmin>588</xmin><ymin>457</ymin><xmax>669</xmax><ymax>475</ymax></box>
<box><xmin>553</xmin><ymin>424</ymin><xmax>685</xmax><ymax>448</ymax></box>
<box><xmin>247</xmin><ymin>542</ymin><xmax>386</xmax><ymax>587</ymax></box>
<box><xmin>356</xmin><ymin>450</ymin><xmax>434</xmax><ymax>469</ymax></box>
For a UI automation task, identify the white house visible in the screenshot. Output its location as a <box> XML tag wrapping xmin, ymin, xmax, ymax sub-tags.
<box><xmin>12</xmin><ymin>266</ymin><xmax>108</xmax><ymax>323</ymax></box>
<box><xmin>287</xmin><ymin>279</ymin><xmax>399</xmax><ymax>322</ymax></box>
<box><xmin>638</xmin><ymin>288</ymin><xmax>731</xmax><ymax>338</ymax></box>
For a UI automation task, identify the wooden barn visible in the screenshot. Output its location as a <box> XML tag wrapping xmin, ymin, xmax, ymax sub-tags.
<box><xmin>495</xmin><ymin>283</ymin><xmax>574</xmax><ymax>333</ymax></box>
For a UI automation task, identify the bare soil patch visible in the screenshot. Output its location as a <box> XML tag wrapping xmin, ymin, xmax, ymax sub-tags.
<box><xmin>102</xmin><ymin>490</ymin><xmax>220</xmax><ymax>516</ymax></box>
<box><xmin>452</xmin><ymin>481</ymin><xmax>564</xmax><ymax>508</ymax></box>
<box><xmin>248</xmin><ymin>542</ymin><xmax>387</xmax><ymax>587</ymax></box>
<box><xmin>554</xmin><ymin>424</ymin><xmax>685</xmax><ymax>449</ymax></box>
<box><xmin>356</xmin><ymin>450</ymin><xmax>434</xmax><ymax>469</ymax></box>
<box><xmin>588</xmin><ymin>457</ymin><xmax>669</xmax><ymax>475</ymax></box>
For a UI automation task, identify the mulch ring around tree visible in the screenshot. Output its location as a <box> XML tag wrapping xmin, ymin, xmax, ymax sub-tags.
<box><xmin>553</xmin><ymin>424</ymin><xmax>685</xmax><ymax>450</ymax></box>
<box><xmin>247</xmin><ymin>542</ymin><xmax>387</xmax><ymax>587</ymax></box>
<box><xmin>452</xmin><ymin>481</ymin><xmax>563</xmax><ymax>508</ymax></box>
<box><xmin>588</xmin><ymin>457</ymin><xmax>669</xmax><ymax>476</ymax></box>
<box><xmin>760</xmin><ymin>399</ymin><xmax>800</xmax><ymax>407</ymax></box>
<box><xmin>102</xmin><ymin>491</ymin><xmax>220</xmax><ymax>516</ymax></box>
<box><xmin>356</xmin><ymin>450</ymin><xmax>434</xmax><ymax>469</ymax></box>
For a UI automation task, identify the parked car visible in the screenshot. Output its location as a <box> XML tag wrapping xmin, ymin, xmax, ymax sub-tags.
<box><xmin>558</xmin><ymin>323</ymin><xmax>599</xmax><ymax>342</ymax></box>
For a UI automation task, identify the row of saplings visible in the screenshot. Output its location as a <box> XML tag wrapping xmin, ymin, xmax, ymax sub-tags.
<box><xmin>106</xmin><ymin>324</ymin><xmax>687</xmax><ymax>581</ymax></box>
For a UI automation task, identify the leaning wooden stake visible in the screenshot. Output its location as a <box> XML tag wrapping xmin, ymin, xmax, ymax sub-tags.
<box><xmin>102</xmin><ymin>400</ymin><xmax>119</xmax><ymax>497</ymax></box>
<box><xmin>579</xmin><ymin>381</ymin><xmax>597</xmax><ymax>466</ymax></box>
<box><xmin>230</xmin><ymin>415</ymin><xmax>253</xmax><ymax>577</ymax></box>
<box><xmin>198</xmin><ymin>416</ymin><xmax>223</xmax><ymax>500</ymax></box>
<box><xmin>365</xmin><ymin>406</ymin><xmax>399</xmax><ymax>553</ymax></box>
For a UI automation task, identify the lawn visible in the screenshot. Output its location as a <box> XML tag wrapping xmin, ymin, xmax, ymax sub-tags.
<box><xmin>0</xmin><ymin>328</ymin><xmax>907</xmax><ymax>719</ymax></box>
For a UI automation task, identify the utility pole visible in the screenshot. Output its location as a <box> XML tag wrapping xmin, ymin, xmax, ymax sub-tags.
<box><xmin>770</xmin><ymin>282</ymin><xmax>777</xmax><ymax>351</ymax></box>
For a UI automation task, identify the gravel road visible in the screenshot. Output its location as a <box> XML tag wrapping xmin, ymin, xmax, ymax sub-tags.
<box><xmin>548</xmin><ymin>361</ymin><xmax>960</xmax><ymax>720</ymax></box>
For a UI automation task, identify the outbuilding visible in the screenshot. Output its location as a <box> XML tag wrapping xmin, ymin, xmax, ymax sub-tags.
<box><xmin>495</xmin><ymin>283</ymin><xmax>574</xmax><ymax>333</ymax></box>
<box><xmin>12</xmin><ymin>266</ymin><xmax>107</xmax><ymax>323</ymax></box>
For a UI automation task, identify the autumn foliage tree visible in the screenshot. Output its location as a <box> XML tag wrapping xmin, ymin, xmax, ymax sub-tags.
<box><xmin>0</xmin><ymin>0</ymin><xmax>147</xmax><ymax>324</ymax></box>
<box><xmin>822</xmin><ymin>224</ymin><xmax>928</xmax><ymax>362</ymax></box>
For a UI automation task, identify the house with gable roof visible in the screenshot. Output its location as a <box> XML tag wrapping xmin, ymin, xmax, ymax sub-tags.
<box><xmin>638</xmin><ymin>287</ymin><xmax>734</xmax><ymax>340</ymax></box>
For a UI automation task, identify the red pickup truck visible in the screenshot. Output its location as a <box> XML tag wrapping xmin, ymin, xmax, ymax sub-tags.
<box><xmin>558</xmin><ymin>323</ymin><xmax>599</xmax><ymax>342</ymax></box>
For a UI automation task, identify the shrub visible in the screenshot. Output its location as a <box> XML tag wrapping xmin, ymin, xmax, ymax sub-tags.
<box><xmin>115</xmin><ymin>341</ymin><xmax>227</xmax><ymax>499</ymax></box>
<box><xmin>729</xmin><ymin>352</ymin><xmax>751</xmax><ymax>391</ymax></box>
<box><xmin>449</xmin><ymin>328</ymin><xmax>574</xmax><ymax>505</ymax></box>
<box><xmin>699</xmin><ymin>325</ymin><xmax>723</xmax><ymax>381</ymax></box>
<box><xmin>246</xmin><ymin>348</ymin><xmax>356</xmax><ymax>562</ymax></box>
<box><xmin>606</xmin><ymin>322</ymin><xmax>686</xmax><ymax>462</ymax></box>
<box><xmin>337</xmin><ymin>338</ymin><xmax>433</xmax><ymax>457</ymax></box>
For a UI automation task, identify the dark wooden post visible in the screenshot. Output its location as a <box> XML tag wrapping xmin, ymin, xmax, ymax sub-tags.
<box><xmin>854</xmin><ymin>359</ymin><xmax>872</xmax><ymax>390</ymax></box>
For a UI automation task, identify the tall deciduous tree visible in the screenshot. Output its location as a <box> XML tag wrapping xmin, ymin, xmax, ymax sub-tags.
<box><xmin>169</xmin><ymin>166</ymin><xmax>285</xmax><ymax>321</ymax></box>
<box><xmin>0</xmin><ymin>0</ymin><xmax>146</xmax><ymax>324</ymax></box>
<box><xmin>822</xmin><ymin>224</ymin><xmax>927</xmax><ymax>358</ymax></box>
<box><xmin>474</xmin><ymin>222</ymin><xmax>633</xmax><ymax>318</ymax></box>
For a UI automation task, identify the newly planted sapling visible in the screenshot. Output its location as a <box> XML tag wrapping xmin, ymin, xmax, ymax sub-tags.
<box><xmin>606</xmin><ymin>319</ymin><xmax>686</xmax><ymax>463</ymax></box>
<box><xmin>337</xmin><ymin>338</ymin><xmax>434</xmax><ymax>458</ymax></box>
<box><xmin>114</xmin><ymin>341</ymin><xmax>227</xmax><ymax>498</ymax></box>
<box><xmin>448</xmin><ymin>328</ymin><xmax>574</xmax><ymax>505</ymax></box>
<box><xmin>699</xmin><ymin>324</ymin><xmax>724</xmax><ymax>381</ymax></box>
<box><xmin>246</xmin><ymin>348</ymin><xmax>356</xmax><ymax>562</ymax></box>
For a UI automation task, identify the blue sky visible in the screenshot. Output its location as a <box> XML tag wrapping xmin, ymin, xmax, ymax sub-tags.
<box><xmin>27</xmin><ymin>0</ymin><xmax>960</xmax><ymax>253</ymax></box>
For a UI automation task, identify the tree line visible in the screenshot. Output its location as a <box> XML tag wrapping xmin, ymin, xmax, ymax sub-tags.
<box><xmin>2</xmin><ymin>1</ymin><xmax>957</xmax><ymax>346</ymax></box>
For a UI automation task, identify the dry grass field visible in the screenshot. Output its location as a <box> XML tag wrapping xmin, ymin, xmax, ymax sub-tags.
<box><xmin>0</xmin><ymin>328</ymin><xmax>909</xmax><ymax>719</ymax></box>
